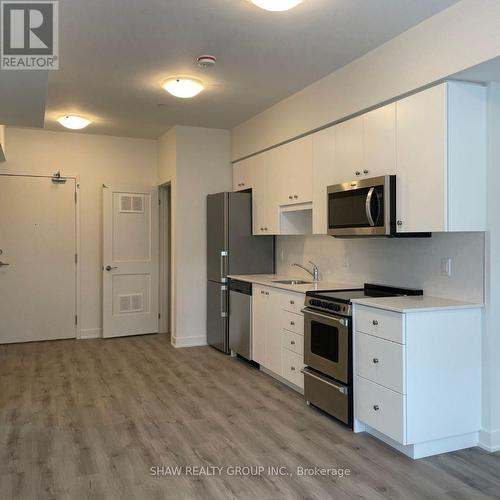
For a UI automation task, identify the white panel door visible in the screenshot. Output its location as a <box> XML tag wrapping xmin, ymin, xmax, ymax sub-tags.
<box><xmin>103</xmin><ymin>185</ymin><xmax>159</xmax><ymax>338</ymax></box>
<box><xmin>0</xmin><ymin>174</ymin><xmax>76</xmax><ymax>344</ymax></box>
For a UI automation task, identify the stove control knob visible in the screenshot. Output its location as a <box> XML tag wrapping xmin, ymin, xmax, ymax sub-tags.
<box><xmin>321</xmin><ymin>301</ymin><xmax>328</xmax><ymax>308</ymax></box>
<box><xmin>334</xmin><ymin>304</ymin><xmax>341</xmax><ymax>312</ymax></box>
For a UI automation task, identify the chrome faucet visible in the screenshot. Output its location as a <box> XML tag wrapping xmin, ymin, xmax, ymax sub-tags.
<box><xmin>292</xmin><ymin>261</ymin><xmax>319</xmax><ymax>282</ymax></box>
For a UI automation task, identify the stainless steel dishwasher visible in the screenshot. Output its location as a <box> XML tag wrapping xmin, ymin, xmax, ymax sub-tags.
<box><xmin>229</xmin><ymin>280</ymin><xmax>252</xmax><ymax>360</ymax></box>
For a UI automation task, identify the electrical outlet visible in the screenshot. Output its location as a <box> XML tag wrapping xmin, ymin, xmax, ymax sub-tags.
<box><xmin>441</xmin><ymin>257</ymin><xmax>452</xmax><ymax>277</ymax></box>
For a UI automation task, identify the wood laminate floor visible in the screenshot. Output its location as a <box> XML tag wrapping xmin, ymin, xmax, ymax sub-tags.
<box><xmin>1</xmin><ymin>334</ymin><xmax>499</xmax><ymax>500</ymax></box>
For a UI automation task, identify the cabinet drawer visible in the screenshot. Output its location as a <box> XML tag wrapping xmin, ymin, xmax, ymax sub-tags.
<box><xmin>282</xmin><ymin>348</ymin><xmax>305</xmax><ymax>389</ymax></box>
<box><xmin>355</xmin><ymin>376</ymin><xmax>406</xmax><ymax>444</ymax></box>
<box><xmin>282</xmin><ymin>330</ymin><xmax>303</xmax><ymax>356</ymax></box>
<box><xmin>281</xmin><ymin>310</ymin><xmax>303</xmax><ymax>335</ymax></box>
<box><xmin>355</xmin><ymin>305</ymin><xmax>404</xmax><ymax>344</ymax></box>
<box><xmin>356</xmin><ymin>333</ymin><xmax>405</xmax><ymax>394</ymax></box>
<box><xmin>282</xmin><ymin>293</ymin><xmax>303</xmax><ymax>314</ymax></box>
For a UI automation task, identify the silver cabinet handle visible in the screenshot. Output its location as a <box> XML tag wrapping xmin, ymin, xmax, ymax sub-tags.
<box><xmin>372</xmin><ymin>320</ymin><xmax>379</xmax><ymax>326</ymax></box>
<box><xmin>221</xmin><ymin>285</ymin><xmax>228</xmax><ymax>318</ymax></box>
<box><xmin>290</xmin><ymin>321</ymin><xmax>295</xmax><ymax>326</ymax></box>
<box><xmin>290</xmin><ymin>340</ymin><xmax>295</xmax><ymax>345</ymax></box>
<box><xmin>365</xmin><ymin>187</ymin><xmax>376</xmax><ymax>227</ymax></box>
<box><xmin>355</xmin><ymin>171</ymin><xmax>361</xmax><ymax>176</ymax></box>
<box><xmin>220</xmin><ymin>250</ymin><xmax>228</xmax><ymax>280</ymax></box>
<box><xmin>294</xmin><ymin>195</ymin><xmax>298</xmax><ymax>199</ymax></box>
<box><xmin>290</xmin><ymin>300</ymin><xmax>294</xmax><ymax>305</ymax></box>
<box><xmin>363</xmin><ymin>169</ymin><xmax>369</xmax><ymax>174</ymax></box>
<box><xmin>373</xmin><ymin>405</ymin><xmax>380</xmax><ymax>411</ymax></box>
<box><xmin>397</xmin><ymin>220</ymin><xmax>403</xmax><ymax>226</ymax></box>
<box><xmin>373</xmin><ymin>358</ymin><xmax>379</xmax><ymax>364</ymax></box>
<box><xmin>301</xmin><ymin>368</ymin><xmax>348</xmax><ymax>394</ymax></box>
<box><xmin>0</xmin><ymin>261</ymin><xmax>10</xmax><ymax>267</ymax></box>
<box><xmin>105</xmin><ymin>265</ymin><xmax>118</xmax><ymax>271</ymax></box>
<box><xmin>289</xmin><ymin>195</ymin><xmax>293</xmax><ymax>200</ymax></box>
<box><xmin>291</xmin><ymin>366</ymin><xmax>296</xmax><ymax>371</ymax></box>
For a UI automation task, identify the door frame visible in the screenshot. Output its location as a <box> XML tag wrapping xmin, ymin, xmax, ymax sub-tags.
<box><xmin>0</xmin><ymin>171</ymin><xmax>81</xmax><ymax>339</ymax></box>
<box><xmin>159</xmin><ymin>183</ymin><xmax>171</xmax><ymax>335</ymax></box>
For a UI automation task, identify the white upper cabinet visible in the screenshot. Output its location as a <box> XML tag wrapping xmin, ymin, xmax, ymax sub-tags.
<box><xmin>363</xmin><ymin>103</ymin><xmax>396</xmax><ymax>178</ymax></box>
<box><xmin>396</xmin><ymin>82</ymin><xmax>486</xmax><ymax>233</ymax></box>
<box><xmin>312</xmin><ymin>128</ymin><xmax>336</xmax><ymax>234</ymax></box>
<box><xmin>252</xmin><ymin>149</ymin><xmax>280</xmax><ymax>235</ymax></box>
<box><xmin>273</xmin><ymin>136</ymin><xmax>313</xmax><ymax>206</ymax></box>
<box><xmin>233</xmin><ymin>155</ymin><xmax>258</xmax><ymax>192</ymax></box>
<box><xmin>334</xmin><ymin>115</ymin><xmax>363</xmax><ymax>184</ymax></box>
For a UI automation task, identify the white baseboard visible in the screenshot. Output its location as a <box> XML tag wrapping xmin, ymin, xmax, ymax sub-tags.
<box><xmin>479</xmin><ymin>428</ymin><xmax>500</xmax><ymax>452</ymax></box>
<box><xmin>171</xmin><ymin>334</ymin><xmax>207</xmax><ymax>348</ymax></box>
<box><xmin>79</xmin><ymin>328</ymin><xmax>102</xmax><ymax>340</ymax></box>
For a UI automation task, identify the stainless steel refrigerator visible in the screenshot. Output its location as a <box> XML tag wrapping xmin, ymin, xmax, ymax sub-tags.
<box><xmin>207</xmin><ymin>192</ymin><xmax>274</xmax><ymax>353</ymax></box>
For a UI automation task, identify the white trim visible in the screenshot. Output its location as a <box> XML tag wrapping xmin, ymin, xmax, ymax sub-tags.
<box><xmin>478</xmin><ymin>428</ymin><xmax>500</xmax><ymax>453</ymax></box>
<box><xmin>363</xmin><ymin>425</ymin><xmax>479</xmax><ymax>459</ymax></box>
<box><xmin>80</xmin><ymin>328</ymin><xmax>102</xmax><ymax>340</ymax></box>
<box><xmin>171</xmin><ymin>334</ymin><xmax>207</xmax><ymax>348</ymax></box>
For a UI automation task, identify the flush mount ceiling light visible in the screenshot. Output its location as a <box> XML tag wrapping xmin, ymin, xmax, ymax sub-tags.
<box><xmin>162</xmin><ymin>77</ymin><xmax>205</xmax><ymax>98</ymax></box>
<box><xmin>250</xmin><ymin>0</ymin><xmax>303</xmax><ymax>11</ymax></box>
<box><xmin>57</xmin><ymin>115</ymin><xmax>92</xmax><ymax>130</ymax></box>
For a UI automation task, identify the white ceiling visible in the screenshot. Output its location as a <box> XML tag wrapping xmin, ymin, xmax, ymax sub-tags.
<box><xmin>43</xmin><ymin>0</ymin><xmax>459</xmax><ymax>138</ymax></box>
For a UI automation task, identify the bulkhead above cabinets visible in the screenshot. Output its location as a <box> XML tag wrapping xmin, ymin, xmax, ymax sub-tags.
<box><xmin>232</xmin><ymin>81</ymin><xmax>487</xmax><ymax>237</ymax></box>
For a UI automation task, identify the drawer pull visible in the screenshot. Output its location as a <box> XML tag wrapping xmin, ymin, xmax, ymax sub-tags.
<box><xmin>372</xmin><ymin>358</ymin><xmax>379</xmax><ymax>364</ymax></box>
<box><xmin>291</xmin><ymin>366</ymin><xmax>296</xmax><ymax>371</ymax></box>
<box><xmin>372</xmin><ymin>320</ymin><xmax>379</xmax><ymax>326</ymax></box>
<box><xmin>290</xmin><ymin>300</ymin><xmax>294</xmax><ymax>305</ymax></box>
<box><xmin>373</xmin><ymin>405</ymin><xmax>380</xmax><ymax>411</ymax></box>
<box><xmin>290</xmin><ymin>321</ymin><xmax>295</xmax><ymax>326</ymax></box>
<box><xmin>290</xmin><ymin>341</ymin><xmax>295</xmax><ymax>345</ymax></box>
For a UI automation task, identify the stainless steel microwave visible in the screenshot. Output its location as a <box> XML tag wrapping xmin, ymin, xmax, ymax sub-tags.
<box><xmin>327</xmin><ymin>175</ymin><xmax>396</xmax><ymax>237</ymax></box>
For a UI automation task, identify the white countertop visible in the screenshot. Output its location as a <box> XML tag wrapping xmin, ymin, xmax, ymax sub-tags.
<box><xmin>352</xmin><ymin>295</ymin><xmax>484</xmax><ymax>313</ymax></box>
<box><xmin>228</xmin><ymin>274</ymin><xmax>360</xmax><ymax>294</ymax></box>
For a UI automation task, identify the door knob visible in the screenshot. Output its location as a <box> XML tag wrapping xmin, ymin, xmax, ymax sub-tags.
<box><xmin>0</xmin><ymin>261</ymin><xmax>10</xmax><ymax>267</ymax></box>
<box><xmin>105</xmin><ymin>265</ymin><xmax>118</xmax><ymax>271</ymax></box>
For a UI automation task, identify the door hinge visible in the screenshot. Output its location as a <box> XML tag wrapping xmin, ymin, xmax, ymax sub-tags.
<box><xmin>75</xmin><ymin>315</ymin><xmax>78</xmax><ymax>325</ymax></box>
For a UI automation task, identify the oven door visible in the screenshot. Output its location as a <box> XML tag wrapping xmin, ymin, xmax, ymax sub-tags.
<box><xmin>303</xmin><ymin>308</ymin><xmax>351</xmax><ymax>384</ymax></box>
<box><xmin>327</xmin><ymin>175</ymin><xmax>395</xmax><ymax>237</ymax></box>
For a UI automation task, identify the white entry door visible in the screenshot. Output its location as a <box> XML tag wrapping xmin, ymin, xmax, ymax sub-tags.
<box><xmin>103</xmin><ymin>185</ymin><xmax>159</xmax><ymax>338</ymax></box>
<box><xmin>0</xmin><ymin>174</ymin><xmax>77</xmax><ymax>344</ymax></box>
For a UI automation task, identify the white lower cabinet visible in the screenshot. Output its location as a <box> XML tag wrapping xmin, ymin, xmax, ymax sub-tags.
<box><xmin>353</xmin><ymin>303</ymin><xmax>482</xmax><ymax>459</ymax></box>
<box><xmin>252</xmin><ymin>285</ymin><xmax>305</xmax><ymax>391</ymax></box>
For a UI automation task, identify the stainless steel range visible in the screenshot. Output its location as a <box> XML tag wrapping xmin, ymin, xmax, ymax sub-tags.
<box><xmin>302</xmin><ymin>283</ymin><xmax>423</xmax><ymax>427</ymax></box>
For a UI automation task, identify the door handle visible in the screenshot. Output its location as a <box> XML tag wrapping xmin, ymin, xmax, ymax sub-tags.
<box><xmin>0</xmin><ymin>261</ymin><xmax>10</xmax><ymax>267</ymax></box>
<box><xmin>365</xmin><ymin>187</ymin><xmax>376</xmax><ymax>227</ymax></box>
<box><xmin>105</xmin><ymin>265</ymin><xmax>118</xmax><ymax>271</ymax></box>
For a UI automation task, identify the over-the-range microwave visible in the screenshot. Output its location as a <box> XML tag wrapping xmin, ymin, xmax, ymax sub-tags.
<box><xmin>327</xmin><ymin>175</ymin><xmax>396</xmax><ymax>237</ymax></box>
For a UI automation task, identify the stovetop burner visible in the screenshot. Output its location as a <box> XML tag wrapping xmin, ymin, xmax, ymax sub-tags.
<box><xmin>305</xmin><ymin>283</ymin><xmax>423</xmax><ymax>316</ymax></box>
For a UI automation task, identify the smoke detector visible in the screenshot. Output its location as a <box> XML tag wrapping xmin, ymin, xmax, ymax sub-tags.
<box><xmin>197</xmin><ymin>55</ymin><xmax>216</xmax><ymax>68</ymax></box>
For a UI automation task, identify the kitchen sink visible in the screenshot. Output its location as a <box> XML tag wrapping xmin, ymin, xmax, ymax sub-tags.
<box><xmin>272</xmin><ymin>280</ymin><xmax>313</xmax><ymax>285</ymax></box>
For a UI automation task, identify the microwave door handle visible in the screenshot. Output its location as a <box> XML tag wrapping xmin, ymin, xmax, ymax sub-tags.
<box><xmin>365</xmin><ymin>187</ymin><xmax>376</xmax><ymax>226</ymax></box>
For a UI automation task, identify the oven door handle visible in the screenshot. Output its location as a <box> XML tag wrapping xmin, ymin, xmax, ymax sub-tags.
<box><xmin>301</xmin><ymin>368</ymin><xmax>349</xmax><ymax>395</ymax></box>
<box><xmin>302</xmin><ymin>308</ymin><xmax>348</xmax><ymax>327</ymax></box>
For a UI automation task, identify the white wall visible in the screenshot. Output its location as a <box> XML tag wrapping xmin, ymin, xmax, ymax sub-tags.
<box><xmin>277</xmin><ymin>233</ymin><xmax>484</xmax><ymax>303</ymax></box>
<box><xmin>232</xmin><ymin>0</ymin><xmax>500</xmax><ymax>160</ymax></box>
<box><xmin>1</xmin><ymin>127</ymin><xmax>158</xmax><ymax>338</ymax></box>
<box><xmin>158</xmin><ymin>126</ymin><xmax>232</xmax><ymax>347</ymax></box>
<box><xmin>482</xmin><ymin>83</ymin><xmax>500</xmax><ymax>451</ymax></box>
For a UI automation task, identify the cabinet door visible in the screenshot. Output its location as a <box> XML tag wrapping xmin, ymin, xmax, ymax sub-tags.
<box><xmin>396</xmin><ymin>85</ymin><xmax>447</xmax><ymax>233</ymax></box>
<box><xmin>273</xmin><ymin>136</ymin><xmax>313</xmax><ymax>206</ymax></box>
<box><xmin>334</xmin><ymin>116</ymin><xmax>363</xmax><ymax>183</ymax></box>
<box><xmin>363</xmin><ymin>103</ymin><xmax>396</xmax><ymax>178</ymax></box>
<box><xmin>312</xmin><ymin>128</ymin><xmax>336</xmax><ymax>234</ymax></box>
<box><xmin>233</xmin><ymin>157</ymin><xmax>254</xmax><ymax>192</ymax></box>
<box><xmin>266</xmin><ymin>289</ymin><xmax>284</xmax><ymax>376</ymax></box>
<box><xmin>252</xmin><ymin>286</ymin><xmax>267</xmax><ymax>365</ymax></box>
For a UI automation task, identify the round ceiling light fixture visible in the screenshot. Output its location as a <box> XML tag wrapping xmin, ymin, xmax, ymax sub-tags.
<box><xmin>57</xmin><ymin>115</ymin><xmax>92</xmax><ymax>130</ymax></box>
<box><xmin>250</xmin><ymin>0</ymin><xmax>303</xmax><ymax>11</ymax></box>
<box><xmin>161</xmin><ymin>77</ymin><xmax>205</xmax><ymax>98</ymax></box>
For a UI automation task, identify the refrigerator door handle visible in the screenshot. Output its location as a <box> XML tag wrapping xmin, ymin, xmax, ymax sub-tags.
<box><xmin>220</xmin><ymin>251</ymin><xmax>228</xmax><ymax>282</ymax></box>
<box><xmin>221</xmin><ymin>285</ymin><xmax>228</xmax><ymax>318</ymax></box>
